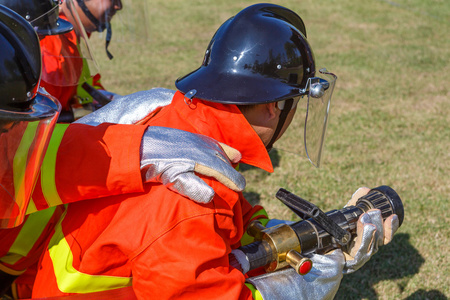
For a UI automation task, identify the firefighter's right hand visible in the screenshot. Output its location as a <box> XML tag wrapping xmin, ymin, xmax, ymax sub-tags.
<box><xmin>140</xmin><ymin>126</ymin><xmax>246</xmax><ymax>203</ymax></box>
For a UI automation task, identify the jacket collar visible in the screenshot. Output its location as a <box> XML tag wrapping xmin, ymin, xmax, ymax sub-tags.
<box><xmin>172</xmin><ymin>91</ymin><xmax>274</xmax><ymax>173</ymax></box>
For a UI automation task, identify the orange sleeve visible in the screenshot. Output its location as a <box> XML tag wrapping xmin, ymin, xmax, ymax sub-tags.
<box><xmin>32</xmin><ymin>123</ymin><xmax>147</xmax><ymax>208</ymax></box>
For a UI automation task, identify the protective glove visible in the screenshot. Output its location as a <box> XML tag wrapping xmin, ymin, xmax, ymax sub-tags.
<box><xmin>342</xmin><ymin>187</ymin><xmax>400</xmax><ymax>274</ymax></box>
<box><xmin>246</xmin><ymin>249</ymin><xmax>345</xmax><ymax>300</ymax></box>
<box><xmin>140</xmin><ymin>126</ymin><xmax>246</xmax><ymax>203</ymax></box>
<box><xmin>76</xmin><ymin>88</ymin><xmax>245</xmax><ymax>203</ymax></box>
<box><xmin>75</xmin><ymin>88</ymin><xmax>175</xmax><ymax>126</ymax></box>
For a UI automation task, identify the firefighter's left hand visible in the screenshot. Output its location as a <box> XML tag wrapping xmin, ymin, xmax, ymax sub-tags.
<box><xmin>342</xmin><ymin>187</ymin><xmax>400</xmax><ymax>274</ymax></box>
<box><xmin>140</xmin><ymin>126</ymin><xmax>246</xmax><ymax>203</ymax></box>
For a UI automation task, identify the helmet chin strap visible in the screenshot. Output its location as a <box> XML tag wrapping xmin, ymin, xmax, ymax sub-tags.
<box><xmin>266</xmin><ymin>99</ymin><xmax>293</xmax><ymax>152</ymax></box>
<box><xmin>75</xmin><ymin>0</ymin><xmax>113</xmax><ymax>59</ymax></box>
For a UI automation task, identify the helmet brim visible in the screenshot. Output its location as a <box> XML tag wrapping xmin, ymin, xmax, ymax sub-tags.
<box><xmin>176</xmin><ymin>66</ymin><xmax>304</xmax><ymax>105</ymax></box>
<box><xmin>36</xmin><ymin>17</ymin><xmax>73</xmax><ymax>36</ymax></box>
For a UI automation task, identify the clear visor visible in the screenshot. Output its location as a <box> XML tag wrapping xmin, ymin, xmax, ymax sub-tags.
<box><xmin>40</xmin><ymin>0</ymin><xmax>99</xmax><ymax>87</ymax></box>
<box><xmin>0</xmin><ymin>89</ymin><xmax>60</xmax><ymax>228</ymax></box>
<box><xmin>274</xmin><ymin>69</ymin><xmax>337</xmax><ymax>167</ymax></box>
<box><xmin>89</xmin><ymin>0</ymin><xmax>152</xmax><ymax>51</ymax></box>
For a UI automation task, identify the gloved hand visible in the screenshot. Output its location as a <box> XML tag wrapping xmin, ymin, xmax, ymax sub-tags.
<box><xmin>140</xmin><ymin>126</ymin><xmax>246</xmax><ymax>203</ymax></box>
<box><xmin>75</xmin><ymin>88</ymin><xmax>175</xmax><ymax>126</ymax></box>
<box><xmin>342</xmin><ymin>187</ymin><xmax>400</xmax><ymax>274</ymax></box>
<box><xmin>246</xmin><ymin>249</ymin><xmax>345</xmax><ymax>300</ymax></box>
<box><xmin>76</xmin><ymin>88</ymin><xmax>245</xmax><ymax>203</ymax></box>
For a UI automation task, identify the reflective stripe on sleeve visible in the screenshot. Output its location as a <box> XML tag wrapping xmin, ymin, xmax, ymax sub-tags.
<box><xmin>0</xmin><ymin>206</ymin><xmax>57</xmax><ymax>265</ymax></box>
<box><xmin>40</xmin><ymin>124</ymin><xmax>69</xmax><ymax>207</ymax></box>
<box><xmin>25</xmin><ymin>197</ymin><xmax>37</xmax><ymax>215</ymax></box>
<box><xmin>12</xmin><ymin>122</ymin><xmax>39</xmax><ymax>226</ymax></box>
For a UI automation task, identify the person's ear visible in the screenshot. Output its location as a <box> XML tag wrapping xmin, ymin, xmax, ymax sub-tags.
<box><xmin>266</xmin><ymin>102</ymin><xmax>279</xmax><ymax>121</ymax></box>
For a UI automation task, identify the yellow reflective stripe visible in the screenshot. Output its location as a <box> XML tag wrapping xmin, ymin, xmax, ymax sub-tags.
<box><xmin>0</xmin><ymin>263</ymin><xmax>25</xmax><ymax>276</ymax></box>
<box><xmin>0</xmin><ymin>207</ymin><xmax>56</xmax><ymax>265</ymax></box>
<box><xmin>241</xmin><ymin>208</ymin><xmax>269</xmax><ymax>246</ymax></box>
<box><xmin>49</xmin><ymin>211</ymin><xmax>132</xmax><ymax>293</ymax></box>
<box><xmin>25</xmin><ymin>197</ymin><xmax>37</xmax><ymax>214</ymax></box>
<box><xmin>245</xmin><ymin>283</ymin><xmax>263</xmax><ymax>300</ymax></box>
<box><xmin>12</xmin><ymin>122</ymin><xmax>39</xmax><ymax>225</ymax></box>
<box><xmin>76</xmin><ymin>58</ymin><xmax>97</xmax><ymax>104</ymax></box>
<box><xmin>41</xmin><ymin>124</ymin><xmax>69</xmax><ymax>207</ymax></box>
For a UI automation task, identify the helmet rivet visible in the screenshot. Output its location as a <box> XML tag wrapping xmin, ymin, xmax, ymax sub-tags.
<box><xmin>25</xmin><ymin>14</ymin><xmax>30</xmax><ymax>20</ymax></box>
<box><xmin>27</xmin><ymin>92</ymin><xmax>32</xmax><ymax>98</ymax></box>
<box><xmin>233</xmin><ymin>56</ymin><xmax>238</xmax><ymax>61</ymax></box>
<box><xmin>184</xmin><ymin>89</ymin><xmax>197</xmax><ymax>105</ymax></box>
<box><xmin>277</xmin><ymin>64</ymin><xmax>282</xmax><ymax>69</ymax></box>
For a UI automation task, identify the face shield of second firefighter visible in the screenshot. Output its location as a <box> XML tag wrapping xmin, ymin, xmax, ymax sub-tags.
<box><xmin>33</xmin><ymin>0</ymin><xmax>100</xmax><ymax>106</ymax></box>
<box><xmin>274</xmin><ymin>69</ymin><xmax>337</xmax><ymax>168</ymax></box>
<box><xmin>81</xmin><ymin>0</ymin><xmax>152</xmax><ymax>60</ymax></box>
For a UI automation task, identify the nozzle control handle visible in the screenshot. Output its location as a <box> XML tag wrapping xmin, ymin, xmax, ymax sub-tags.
<box><xmin>276</xmin><ymin>189</ymin><xmax>351</xmax><ymax>245</ymax></box>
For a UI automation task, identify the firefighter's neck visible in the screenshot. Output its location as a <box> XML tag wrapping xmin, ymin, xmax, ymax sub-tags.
<box><xmin>240</xmin><ymin>102</ymin><xmax>281</xmax><ymax>148</ymax></box>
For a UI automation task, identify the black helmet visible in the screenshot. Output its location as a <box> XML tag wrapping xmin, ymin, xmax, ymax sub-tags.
<box><xmin>175</xmin><ymin>3</ymin><xmax>316</xmax><ymax>105</ymax></box>
<box><xmin>0</xmin><ymin>0</ymin><xmax>73</xmax><ymax>36</ymax></box>
<box><xmin>0</xmin><ymin>4</ymin><xmax>42</xmax><ymax>111</ymax></box>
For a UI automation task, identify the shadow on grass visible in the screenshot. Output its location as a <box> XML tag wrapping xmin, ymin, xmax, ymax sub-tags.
<box><xmin>335</xmin><ymin>233</ymin><xmax>435</xmax><ymax>300</ymax></box>
<box><xmin>243</xmin><ymin>191</ymin><xmax>261</xmax><ymax>206</ymax></box>
<box><xmin>404</xmin><ymin>289</ymin><xmax>448</xmax><ymax>300</ymax></box>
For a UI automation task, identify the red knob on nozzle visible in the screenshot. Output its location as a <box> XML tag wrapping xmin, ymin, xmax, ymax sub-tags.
<box><xmin>298</xmin><ymin>259</ymin><xmax>313</xmax><ymax>275</ymax></box>
<box><xmin>286</xmin><ymin>250</ymin><xmax>313</xmax><ymax>275</ymax></box>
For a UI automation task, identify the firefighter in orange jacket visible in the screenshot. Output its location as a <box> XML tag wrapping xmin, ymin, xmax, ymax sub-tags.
<box><xmin>0</xmin><ymin>6</ymin><xmax>245</xmax><ymax>298</ymax></box>
<box><xmin>31</xmin><ymin>4</ymin><xmax>399</xmax><ymax>299</ymax></box>
<box><xmin>40</xmin><ymin>0</ymin><xmax>123</xmax><ymax>122</ymax></box>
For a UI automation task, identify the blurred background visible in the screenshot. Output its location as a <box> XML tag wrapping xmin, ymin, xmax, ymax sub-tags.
<box><xmin>89</xmin><ymin>0</ymin><xmax>449</xmax><ymax>298</ymax></box>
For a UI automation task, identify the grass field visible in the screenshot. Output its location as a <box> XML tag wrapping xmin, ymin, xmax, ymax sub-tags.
<box><xmin>89</xmin><ymin>0</ymin><xmax>449</xmax><ymax>299</ymax></box>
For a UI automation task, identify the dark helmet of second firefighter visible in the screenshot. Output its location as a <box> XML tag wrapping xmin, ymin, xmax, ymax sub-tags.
<box><xmin>0</xmin><ymin>0</ymin><xmax>73</xmax><ymax>36</ymax></box>
<box><xmin>0</xmin><ymin>4</ymin><xmax>42</xmax><ymax>111</ymax></box>
<box><xmin>175</xmin><ymin>3</ymin><xmax>316</xmax><ymax>105</ymax></box>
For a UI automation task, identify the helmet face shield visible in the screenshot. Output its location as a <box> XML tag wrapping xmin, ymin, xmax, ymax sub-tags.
<box><xmin>39</xmin><ymin>0</ymin><xmax>99</xmax><ymax>87</ymax></box>
<box><xmin>0</xmin><ymin>89</ymin><xmax>60</xmax><ymax>228</ymax></box>
<box><xmin>89</xmin><ymin>0</ymin><xmax>152</xmax><ymax>45</ymax></box>
<box><xmin>274</xmin><ymin>69</ymin><xmax>337</xmax><ymax>167</ymax></box>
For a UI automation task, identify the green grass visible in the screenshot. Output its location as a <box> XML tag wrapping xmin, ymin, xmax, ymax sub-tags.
<box><xmin>89</xmin><ymin>0</ymin><xmax>449</xmax><ymax>298</ymax></box>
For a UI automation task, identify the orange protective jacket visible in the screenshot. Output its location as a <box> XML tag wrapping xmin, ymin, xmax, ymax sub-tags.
<box><xmin>32</xmin><ymin>91</ymin><xmax>273</xmax><ymax>299</ymax></box>
<box><xmin>0</xmin><ymin>123</ymin><xmax>147</xmax><ymax>298</ymax></box>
